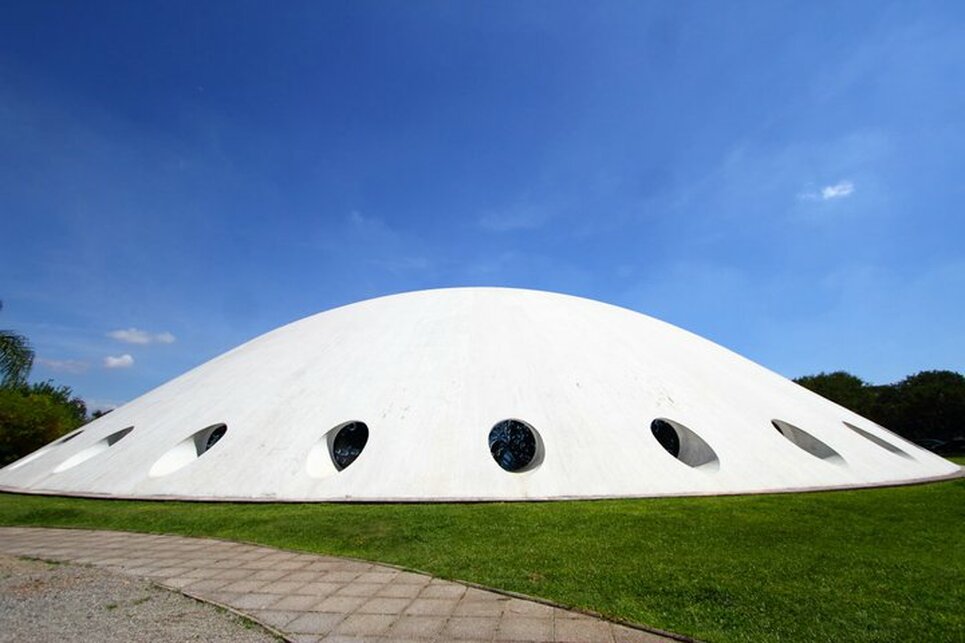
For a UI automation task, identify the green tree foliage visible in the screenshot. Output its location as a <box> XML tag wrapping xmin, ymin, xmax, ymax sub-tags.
<box><xmin>0</xmin><ymin>381</ymin><xmax>88</xmax><ymax>466</ymax></box>
<box><xmin>794</xmin><ymin>371</ymin><xmax>876</xmax><ymax>418</ymax></box>
<box><xmin>795</xmin><ymin>370</ymin><xmax>965</xmax><ymax>443</ymax></box>
<box><xmin>872</xmin><ymin>371</ymin><xmax>965</xmax><ymax>442</ymax></box>
<box><xmin>0</xmin><ymin>299</ymin><xmax>91</xmax><ymax>465</ymax></box>
<box><xmin>0</xmin><ymin>301</ymin><xmax>34</xmax><ymax>387</ymax></box>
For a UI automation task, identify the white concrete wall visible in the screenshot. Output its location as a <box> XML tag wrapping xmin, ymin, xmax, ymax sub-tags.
<box><xmin>0</xmin><ymin>288</ymin><xmax>959</xmax><ymax>500</ymax></box>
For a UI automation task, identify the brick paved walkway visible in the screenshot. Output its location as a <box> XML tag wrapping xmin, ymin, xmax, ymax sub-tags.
<box><xmin>0</xmin><ymin>527</ymin><xmax>677</xmax><ymax>643</ymax></box>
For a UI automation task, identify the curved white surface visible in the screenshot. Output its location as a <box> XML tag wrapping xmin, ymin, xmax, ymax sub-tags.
<box><xmin>0</xmin><ymin>288</ymin><xmax>959</xmax><ymax>501</ymax></box>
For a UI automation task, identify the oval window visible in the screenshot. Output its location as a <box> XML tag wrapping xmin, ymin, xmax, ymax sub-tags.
<box><xmin>331</xmin><ymin>421</ymin><xmax>369</xmax><ymax>471</ymax></box>
<box><xmin>650</xmin><ymin>418</ymin><xmax>719</xmax><ymax>469</ymax></box>
<box><xmin>53</xmin><ymin>427</ymin><xmax>133</xmax><ymax>473</ymax></box>
<box><xmin>149</xmin><ymin>423</ymin><xmax>228</xmax><ymax>478</ymax></box>
<box><xmin>488</xmin><ymin>419</ymin><xmax>543</xmax><ymax>473</ymax></box>
<box><xmin>772</xmin><ymin>419</ymin><xmax>844</xmax><ymax>463</ymax></box>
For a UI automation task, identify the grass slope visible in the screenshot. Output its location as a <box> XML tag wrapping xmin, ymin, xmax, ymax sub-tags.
<box><xmin>0</xmin><ymin>478</ymin><xmax>962</xmax><ymax>642</ymax></box>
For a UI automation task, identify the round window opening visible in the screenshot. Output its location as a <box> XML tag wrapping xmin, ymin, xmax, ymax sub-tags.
<box><xmin>489</xmin><ymin>419</ymin><xmax>543</xmax><ymax>473</ymax></box>
<box><xmin>204</xmin><ymin>425</ymin><xmax>227</xmax><ymax>453</ymax></box>
<box><xmin>649</xmin><ymin>418</ymin><xmax>719</xmax><ymax>469</ymax></box>
<box><xmin>651</xmin><ymin>419</ymin><xmax>680</xmax><ymax>458</ymax></box>
<box><xmin>331</xmin><ymin>421</ymin><xmax>368</xmax><ymax>471</ymax></box>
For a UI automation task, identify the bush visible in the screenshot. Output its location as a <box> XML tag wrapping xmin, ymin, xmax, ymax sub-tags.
<box><xmin>0</xmin><ymin>382</ymin><xmax>87</xmax><ymax>466</ymax></box>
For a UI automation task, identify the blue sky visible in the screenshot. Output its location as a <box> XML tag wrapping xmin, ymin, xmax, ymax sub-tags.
<box><xmin>1</xmin><ymin>1</ymin><xmax>963</xmax><ymax>409</ymax></box>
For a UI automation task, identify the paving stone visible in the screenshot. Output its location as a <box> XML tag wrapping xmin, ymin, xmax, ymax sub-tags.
<box><xmin>273</xmin><ymin>560</ymin><xmax>310</xmax><ymax>571</ymax></box>
<box><xmin>505</xmin><ymin>598</ymin><xmax>556</xmax><ymax>618</ymax></box>
<box><xmin>146</xmin><ymin>566</ymin><xmax>191</xmax><ymax>578</ymax></box>
<box><xmin>315</xmin><ymin>595</ymin><xmax>368</xmax><ymax>613</ymax></box>
<box><xmin>496</xmin><ymin>616</ymin><xmax>555</xmax><ymax>642</ymax></box>
<box><xmin>260</xmin><ymin>580</ymin><xmax>308</xmax><ymax>594</ymax></box>
<box><xmin>395</xmin><ymin>571</ymin><xmax>431</xmax><ymax>584</ymax></box>
<box><xmin>226</xmin><ymin>592</ymin><xmax>286</xmax><ymax>610</ymax></box>
<box><xmin>247</xmin><ymin>609</ymin><xmax>303</xmax><ymax>629</ymax></box>
<box><xmin>356</xmin><ymin>596</ymin><xmax>412</xmax><ymax>614</ymax></box>
<box><xmin>387</xmin><ymin>615</ymin><xmax>448</xmax><ymax>637</ymax></box>
<box><xmin>420</xmin><ymin>582</ymin><xmax>467</xmax><ymax>599</ymax></box>
<box><xmin>321</xmin><ymin>571</ymin><xmax>360</xmax><ymax>583</ymax></box>
<box><xmin>454</xmin><ymin>598</ymin><xmax>506</xmax><ymax>616</ymax></box>
<box><xmin>376</xmin><ymin>582</ymin><xmax>423</xmax><ymax>598</ymax></box>
<box><xmin>184</xmin><ymin>578</ymin><xmax>232</xmax><ymax>592</ymax></box>
<box><xmin>355</xmin><ymin>571</ymin><xmax>397</xmax><ymax>584</ymax></box>
<box><xmin>404</xmin><ymin>597</ymin><xmax>459</xmax><ymax>616</ymax></box>
<box><xmin>286</xmin><ymin>612</ymin><xmax>346</xmax><ymax>634</ymax></box>
<box><xmin>213</xmin><ymin>568</ymin><xmax>256</xmax><ymax>580</ymax></box>
<box><xmin>443</xmin><ymin>616</ymin><xmax>500</xmax><ymax>639</ymax></box>
<box><xmin>294</xmin><ymin>581</ymin><xmax>342</xmax><ymax>597</ymax></box>
<box><xmin>246</xmin><ymin>559</ymin><xmax>284</xmax><ymax>569</ymax></box>
<box><xmin>304</xmin><ymin>561</ymin><xmax>340</xmax><ymax>572</ymax></box>
<box><xmin>249</xmin><ymin>569</ymin><xmax>290</xmax><ymax>581</ymax></box>
<box><xmin>182</xmin><ymin>567</ymin><xmax>215</xmax><ymax>578</ymax></box>
<box><xmin>202</xmin><ymin>591</ymin><xmax>244</xmax><ymax>605</ymax></box>
<box><xmin>556</xmin><ymin>617</ymin><xmax>614</xmax><ymax>642</ymax></box>
<box><xmin>334</xmin><ymin>583</ymin><xmax>383</xmax><ymax>597</ymax></box>
<box><xmin>271</xmin><ymin>594</ymin><xmax>327</xmax><ymax>611</ymax></box>
<box><xmin>221</xmin><ymin>579</ymin><xmax>270</xmax><ymax>593</ymax></box>
<box><xmin>285</xmin><ymin>570</ymin><xmax>323</xmax><ymax>582</ymax></box>
<box><xmin>335</xmin><ymin>613</ymin><xmax>396</xmax><ymax>636</ymax></box>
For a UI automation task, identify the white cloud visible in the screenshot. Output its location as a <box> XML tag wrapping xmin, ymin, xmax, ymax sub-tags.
<box><xmin>108</xmin><ymin>328</ymin><xmax>176</xmax><ymax>345</ymax></box>
<box><xmin>36</xmin><ymin>358</ymin><xmax>89</xmax><ymax>374</ymax></box>
<box><xmin>103</xmin><ymin>354</ymin><xmax>135</xmax><ymax>369</ymax></box>
<box><xmin>800</xmin><ymin>180</ymin><xmax>855</xmax><ymax>201</ymax></box>
<box><xmin>821</xmin><ymin>180</ymin><xmax>855</xmax><ymax>200</ymax></box>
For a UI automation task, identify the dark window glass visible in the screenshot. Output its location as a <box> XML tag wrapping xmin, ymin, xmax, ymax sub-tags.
<box><xmin>332</xmin><ymin>422</ymin><xmax>368</xmax><ymax>470</ymax></box>
<box><xmin>489</xmin><ymin>420</ymin><xmax>537</xmax><ymax>472</ymax></box>
<box><xmin>204</xmin><ymin>425</ymin><xmax>227</xmax><ymax>453</ymax></box>
<box><xmin>58</xmin><ymin>431</ymin><xmax>83</xmax><ymax>444</ymax></box>
<box><xmin>651</xmin><ymin>419</ymin><xmax>680</xmax><ymax>457</ymax></box>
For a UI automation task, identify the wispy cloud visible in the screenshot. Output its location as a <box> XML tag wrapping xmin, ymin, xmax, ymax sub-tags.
<box><xmin>821</xmin><ymin>180</ymin><xmax>855</xmax><ymax>200</ymax></box>
<box><xmin>36</xmin><ymin>358</ymin><xmax>89</xmax><ymax>374</ymax></box>
<box><xmin>103</xmin><ymin>354</ymin><xmax>135</xmax><ymax>369</ymax></box>
<box><xmin>800</xmin><ymin>180</ymin><xmax>855</xmax><ymax>201</ymax></box>
<box><xmin>107</xmin><ymin>328</ymin><xmax>176</xmax><ymax>345</ymax></box>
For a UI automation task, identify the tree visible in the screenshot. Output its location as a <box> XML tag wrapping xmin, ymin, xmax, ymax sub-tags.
<box><xmin>0</xmin><ymin>302</ymin><xmax>87</xmax><ymax>466</ymax></box>
<box><xmin>873</xmin><ymin>371</ymin><xmax>965</xmax><ymax>442</ymax></box>
<box><xmin>0</xmin><ymin>301</ymin><xmax>34</xmax><ymax>388</ymax></box>
<box><xmin>795</xmin><ymin>369</ymin><xmax>965</xmax><ymax>444</ymax></box>
<box><xmin>794</xmin><ymin>371</ymin><xmax>876</xmax><ymax>418</ymax></box>
<box><xmin>0</xmin><ymin>381</ymin><xmax>88</xmax><ymax>466</ymax></box>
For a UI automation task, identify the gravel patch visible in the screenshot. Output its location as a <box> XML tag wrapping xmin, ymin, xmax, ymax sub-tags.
<box><xmin>0</xmin><ymin>555</ymin><xmax>280</xmax><ymax>642</ymax></box>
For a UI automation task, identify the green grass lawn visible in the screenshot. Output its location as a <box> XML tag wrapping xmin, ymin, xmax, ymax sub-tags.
<box><xmin>1</xmin><ymin>476</ymin><xmax>962</xmax><ymax>642</ymax></box>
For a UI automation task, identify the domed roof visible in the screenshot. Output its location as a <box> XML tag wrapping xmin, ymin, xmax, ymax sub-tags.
<box><xmin>0</xmin><ymin>288</ymin><xmax>958</xmax><ymax>501</ymax></box>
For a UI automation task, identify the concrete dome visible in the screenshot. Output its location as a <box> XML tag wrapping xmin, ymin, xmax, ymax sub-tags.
<box><xmin>0</xmin><ymin>288</ymin><xmax>958</xmax><ymax>501</ymax></box>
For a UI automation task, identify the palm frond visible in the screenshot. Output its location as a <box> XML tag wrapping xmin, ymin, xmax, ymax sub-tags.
<box><xmin>0</xmin><ymin>329</ymin><xmax>34</xmax><ymax>387</ymax></box>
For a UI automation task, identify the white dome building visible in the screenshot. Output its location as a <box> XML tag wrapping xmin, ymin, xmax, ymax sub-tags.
<box><xmin>0</xmin><ymin>288</ymin><xmax>958</xmax><ymax>501</ymax></box>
